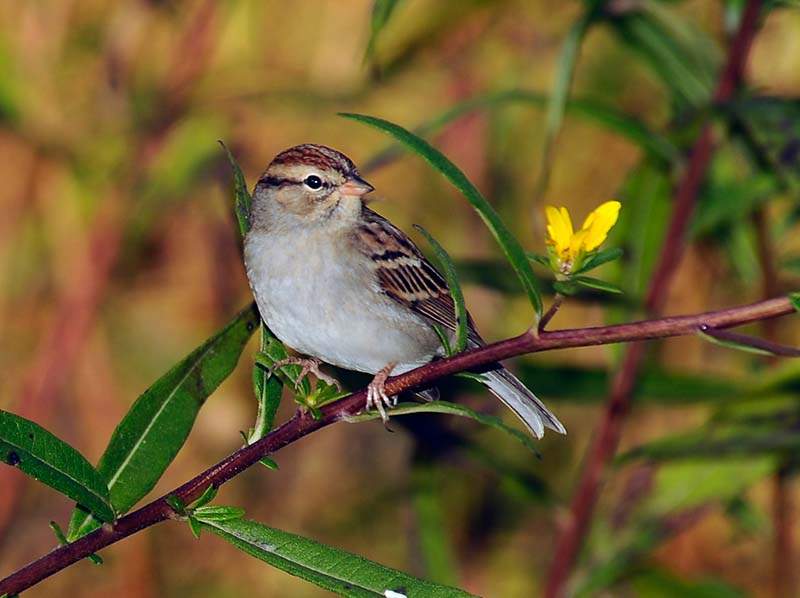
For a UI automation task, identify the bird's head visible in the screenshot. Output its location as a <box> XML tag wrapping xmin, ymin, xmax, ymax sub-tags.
<box><xmin>252</xmin><ymin>144</ymin><xmax>374</xmax><ymax>228</ymax></box>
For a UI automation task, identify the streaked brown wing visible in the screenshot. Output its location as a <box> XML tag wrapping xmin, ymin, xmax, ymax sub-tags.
<box><xmin>354</xmin><ymin>207</ymin><xmax>480</xmax><ymax>342</ymax></box>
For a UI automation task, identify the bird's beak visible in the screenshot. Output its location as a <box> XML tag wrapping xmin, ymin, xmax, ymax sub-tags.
<box><xmin>339</xmin><ymin>175</ymin><xmax>375</xmax><ymax>197</ymax></box>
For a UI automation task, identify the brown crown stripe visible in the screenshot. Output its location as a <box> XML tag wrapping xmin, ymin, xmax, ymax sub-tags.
<box><xmin>270</xmin><ymin>144</ymin><xmax>356</xmax><ymax>175</ymax></box>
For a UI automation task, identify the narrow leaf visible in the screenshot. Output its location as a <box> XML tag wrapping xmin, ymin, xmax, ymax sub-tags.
<box><xmin>189</xmin><ymin>484</ymin><xmax>218</xmax><ymax>510</ymax></box>
<box><xmin>192</xmin><ymin>505</ymin><xmax>246</xmax><ymax>522</ymax></box>
<box><xmin>188</xmin><ymin>516</ymin><xmax>202</xmax><ymax>539</ymax></box>
<box><xmin>341</xmin><ymin>112</ymin><xmax>543</xmax><ymax>319</ymax></box>
<box><xmin>527</xmin><ymin>252</ymin><xmax>551</xmax><ymax>268</ymax></box>
<box><xmin>199</xmin><ymin>517</ymin><xmax>475</xmax><ymax>597</ymax></box>
<box><xmin>247</xmin><ymin>325</ymin><xmax>284</xmax><ymax>444</ymax></box>
<box><xmin>574</xmin><ymin>276</ymin><xmax>623</xmax><ymax>294</ymax></box>
<box><xmin>365</xmin><ymin>0</ymin><xmax>403</xmax><ymax>61</ymax></box>
<box><xmin>67</xmin><ymin>304</ymin><xmax>259</xmax><ymax>541</ymax></box>
<box><xmin>362</xmin><ymin>90</ymin><xmax>676</xmax><ymax>173</ymax></box>
<box><xmin>432</xmin><ymin>324</ymin><xmax>453</xmax><ymax>357</ymax></box>
<box><xmin>259</xmin><ymin>456</ymin><xmax>279</xmax><ymax>470</ymax></box>
<box><xmin>698</xmin><ymin>328</ymin><xmax>800</xmax><ymax>357</ymax></box>
<box><xmin>574</xmin><ymin>247</ymin><xmax>624</xmax><ymax>274</ymax></box>
<box><xmin>343</xmin><ymin>400</ymin><xmax>539</xmax><ymax>456</ymax></box>
<box><xmin>534</xmin><ymin>8</ymin><xmax>599</xmax><ymax>201</ymax></box>
<box><xmin>0</xmin><ymin>410</ymin><xmax>114</xmax><ymax>523</ymax></box>
<box><xmin>414</xmin><ymin>225</ymin><xmax>468</xmax><ymax>352</ymax></box>
<box><xmin>220</xmin><ymin>141</ymin><xmax>252</xmax><ymax>237</ymax></box>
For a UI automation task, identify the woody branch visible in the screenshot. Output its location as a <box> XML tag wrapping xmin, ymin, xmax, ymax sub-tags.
<box><xmin>0</xmin><ymin>294</ymin><xmax>796</xmax><ymax>596</ymax></box>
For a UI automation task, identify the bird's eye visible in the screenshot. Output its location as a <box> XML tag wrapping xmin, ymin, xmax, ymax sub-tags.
<box><xmin>303</xmin><ymin>175</ymin><xmax>323</xmax><ymax>190</ymax></box>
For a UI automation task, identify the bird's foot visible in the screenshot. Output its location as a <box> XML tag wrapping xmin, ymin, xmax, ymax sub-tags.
<box><xmin>365</xmin><ymin>362</ymin><xmax>398</xmax><ymax>423</ymax></box>
<box><xmin>269</xmin><ymin>357</ymin><xmax>341</xmax><ymax>391</ymax></box>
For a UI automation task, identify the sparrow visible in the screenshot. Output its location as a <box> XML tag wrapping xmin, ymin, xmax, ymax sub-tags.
<box><xmin>243</xmin><ymin>143</ymin><xmax>565</xmax><ymax>438</ymax></box>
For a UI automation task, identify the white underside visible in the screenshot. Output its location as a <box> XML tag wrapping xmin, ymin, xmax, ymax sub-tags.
<box><xmin>244</xmin><ymin>227</ymin><xmax>440</xmax><ymax>375</ymax></box>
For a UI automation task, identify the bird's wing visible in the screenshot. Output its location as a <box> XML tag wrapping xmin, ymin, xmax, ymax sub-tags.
<box><xmin>353</xmin><ymin>206</ymin><xmax>481</xmax><ymax>344</ymax></box>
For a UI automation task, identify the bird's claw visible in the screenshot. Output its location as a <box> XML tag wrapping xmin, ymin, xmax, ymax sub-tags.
<box><xmin>269</xmin><ymin>357</ymin><xmax>341</xmax><ymax>391</ymax></box>
<box><xmin>365</xmin><ymin>362</ymin><xmax>397</xmax><ymax>423</ymax></box>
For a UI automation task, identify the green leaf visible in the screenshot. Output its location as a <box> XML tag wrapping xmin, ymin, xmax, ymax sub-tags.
<box><xmin>193</xmin><ymin>505</ymin><xmax>246</xmax><ymax>522</ymax></box>
<box><xmin>199</xmin><ymin>517</ymin><xmax>475</xmax><ymax>597</ymax></box>
<box><xmin>729</xmin><ymin>97</ymin><xmax>800</xmax><ymax>191</ymax></box>
<box><xmin>527</xmin><ymin>252</ymin><xmax>551</xmax><ymax>268</ymax></box>
<box><xmin>574</xmin><ymin>247</ymin><xmax>624</xmax><ymax>274</ymax></box>
<box><xmin>220</xmin><ymin>141</ymin><xmax>252</xmax><ymax>237</ymax></box>
<box><xmin>165</xmin><ymin>494</ymin><xmax>186</xmax><ymax>515</ymax></box>
<box><xmin>343</xmin><ymin>400</ymin><xmax>539</xmax><ymax>456</ymax></box>
<box><xmin>697</xmin><ymin>328</ymin><xmax>800</xmax><ymax>357</ymax></box>
<box><xmin>365</xmin><ymin>0</ymin><xmax>403</xmax><ymax>61</ymax></box>
<box><xmin>432</xmin><ymin>324</ymin><xmax>453</xmax><ymax>357</ymax></box>
<box><xmin>247</xmin><ymin>325</ymin><xmax>284</xmax><ymax>444</ymax></box>
<box><xmin>574</xmin><ymin>276</ymin><xmax>623</xmax><ymax>294</ymax></box>
<box><xmin>259</xmin><ymin>456</ymin><xmax>279</xmax><ymax>470</ymax></box>
<box><xmin>414</xmin><ymin>225</ymin><xmax>468</xmax><ymax>353</ymax></box>
<box><xmin>0</xmin><ymin>410</ymin><xmax>114</xmax><ymax>523</ymax></box>
<box><xmin>534</xmin><ymin>7</ymin><xmax>600</xmax><ymax>201</ymax></box>
<box><xmin>608</xmin><ymin>1</ymin><xmax>719</xmax><ymax>108</ymax></box>
<box><xmin>362</xmin><ymin>90</ymin><xmax>676</xmax><ymax>172</ymax></box>
<box><xmin>253</xmin><ymin>334</ymin><xmax>313</xmax><ymax>398</ymax></box>
<box><xmin>188</xmin><ymin>516</ymin><xmax>202</xmax><ymax>539</ymax></box>
<box><xmin>552</xmin><ymin>280</ymin><xmax>580</xmax><ymax>296</ymax></box>
<box><xmin>790</xmin><ymin>292</ymin><xmax>800</xmax><ymax>312</ymax></box>
<box><xmin>49</xmin><ymin>520</ymin><xmax>68</xmax><ymax>545</ymax></box>
<box><xmin>341</xmin><ymin>112</ymin><xmax>543</xmax><ymax>319</ymax></box>
<box><xmin>188</xmin><ymin>484</ymin><xmax>218</xmax><ymax>510</ymax></box>
<box><xmin>67</xmin><ymin>304</ymin><xmax>259</xmax><ymax>541</ymax></box>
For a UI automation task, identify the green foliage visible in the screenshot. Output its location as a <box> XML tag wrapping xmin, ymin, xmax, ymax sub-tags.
<box><xmin>414</xmin><ymin>225</ymin><xmax>468</xmax><ymax>353</ymax></box>
<box><xmin>730</xmin><ymin>97</ymin><xmax>800</xmax><ymax>191</ymax></box>
<box><xmin>341</xmin><ymin>112</ymin><xmax>544</xmax><ymax>320</ymax></box>
<box><xmin>67</xmin><ymin>305</ymin><xmax>259</xmax><ymax>541</ymax></box>
<box><xmin>247</xmin><ymin>326</ymin><xmax>284</xmax><ymax>444</ymax></box>
<box><xmin>411</xmin><ymin>463</ymin><xmax>459</xmax><ymax>586</ymax></box>
<box><xmin>535</xmin><ymin>3</ymin><xmax>605</xmax><ymax>199</ymax></box>
<box><xmin>365</xmin><ymin>0</ymin><xmax>404</xmax><ymax>61</ymax></box>
<box><xmin>343</xmin><ymin>400</ymin><xmax>540</xmax><ymax>456</ymax></box>
<box><xmin>0</xmin><ymin>410</ymin><xmax>115</xmax><ymax>523</ymax></box>
<box><xmin>220</xmin><ymin>141</ymin><xmax>253</xmax><ymax>237</ymax></box>
<box><xmin>363</xmin><ymin>90</ymin><xmax>677</xmax><ymax>172</ymax></box>
<box><xmin>198</xmin><ymin>516</ymin><xmax>475</xmax><ymax>597</ymax></box>
<box><xmin>790</xmin><ymin>292</ymin><xmax>800</xmax><ymax>312</ymax></box>
<box><xmin>606</xmin><ymin>0</ymin><xmax>719</xmax><ymax>107</ymax></box>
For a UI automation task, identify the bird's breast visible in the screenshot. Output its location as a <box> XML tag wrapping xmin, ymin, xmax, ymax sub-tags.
<box><xmin>244</xmin><ymin>229</ymin><xmax>439</xmax><ymax>374</ymax></box>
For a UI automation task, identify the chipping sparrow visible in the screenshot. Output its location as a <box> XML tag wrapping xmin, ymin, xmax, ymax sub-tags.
<box><xmin>243</xmin><ymin>144</ymin><xmax>565</xmax><ymax>438</ymax></box>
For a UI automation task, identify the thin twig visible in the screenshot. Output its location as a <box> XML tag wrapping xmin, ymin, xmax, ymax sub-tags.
<box><xmin>539</xmin><ymin>293</ymin><xmax>564</xmax><ymax>332</ymax></box>
<box><xmin>0</xmin><ymin>294</ymin><xmax>796</xmax><ymax>595</ymax></box>
<box><xmin>544</xmin><ymin>2</ymin><xmax>765</xmax><ymax>595</ymax></box>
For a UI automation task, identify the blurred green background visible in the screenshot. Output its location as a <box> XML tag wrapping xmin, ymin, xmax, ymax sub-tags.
<box><xmin>1</xmin><ymin>1</ymin><xmax>800</xmax><ymax>596</ymax></box>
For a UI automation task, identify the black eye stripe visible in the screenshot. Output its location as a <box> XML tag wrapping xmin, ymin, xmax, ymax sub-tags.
<box><xmin>258</xmin><ymin>176</ymin><xmax>334</xmax><ymax>188</ymax></box>
<box><xmin>259</xmin><ymin>176</ymin><xmax>295</xmax><ymax>188</ymax></box>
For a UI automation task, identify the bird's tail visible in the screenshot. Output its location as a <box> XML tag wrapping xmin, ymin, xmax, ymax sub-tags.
<box><xmin>482</xmin><ymin>367</ymin><xmax>566</xmax><ymax>439</ymax></box>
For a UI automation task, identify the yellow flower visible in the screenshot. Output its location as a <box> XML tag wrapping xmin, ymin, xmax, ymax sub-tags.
<box><xmin>545</xmin><ymin>201</ymin><xmax>621</xmax><ymax>274</ymax></box>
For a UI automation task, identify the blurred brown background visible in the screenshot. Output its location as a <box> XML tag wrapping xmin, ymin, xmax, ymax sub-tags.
<box><xmin>1</xmin><ymin>1</ymin><xmax>799</xmax><ymax>596</ymax></box>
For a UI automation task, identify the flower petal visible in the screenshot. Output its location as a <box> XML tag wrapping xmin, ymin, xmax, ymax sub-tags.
<box><xmin>580</xmin><ymin>201</ymin><xmax>621</xmax><ymax>251</ymax></box>
<box><xmin>545</xmin><ymin>205</ymin><xmax>574</xmax><ymax>255</ymax></box>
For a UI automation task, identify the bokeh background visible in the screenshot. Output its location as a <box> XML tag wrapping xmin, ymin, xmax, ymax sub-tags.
<box><xmin>1</xmin><ymin>1</ymin><xmax>800</xmax><ymax>596</ymax></box>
